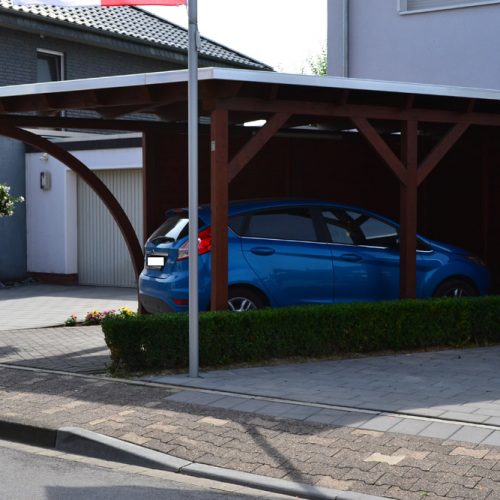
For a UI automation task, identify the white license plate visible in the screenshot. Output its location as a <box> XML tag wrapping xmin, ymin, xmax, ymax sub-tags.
<box><xmin>147</xmin><ymin>256</ymin><xmax>165</xmax><ymax>268</ymax></box>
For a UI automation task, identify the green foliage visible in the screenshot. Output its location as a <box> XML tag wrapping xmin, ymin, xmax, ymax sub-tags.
<box><xmin>0</xmin><ymin>183</ymin><xmax>24</xmax><ymax>218</ymax></box>
<box><xmin>102</xmin><ymin>297</ymin><xmax>500</xmax><ymax>373</ymax></box>
<box><xmin>307</xmin><ymin>46</ymin><xmax>327</xmax><ymax>76</ymax></box>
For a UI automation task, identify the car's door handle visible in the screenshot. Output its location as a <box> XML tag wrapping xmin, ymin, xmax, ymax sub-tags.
<box><xmin>250</xmin><ymin>247</ymin><xmax>275</xmax><ymax>256</ymax></box>
<box><xmin>339</xmin><ymin>253</ymin><xmax>362</xmax><ymax>262</ymax></box>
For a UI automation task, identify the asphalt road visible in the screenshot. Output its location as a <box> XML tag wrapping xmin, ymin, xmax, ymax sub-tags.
<box><xmin>0</xmin><ymin>439</ymin><xmax>293</xmax><ymax>500</ymax></box>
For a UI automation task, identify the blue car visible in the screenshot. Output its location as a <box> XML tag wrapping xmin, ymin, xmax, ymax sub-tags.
<box><xmin>139</xmin><ymin>199</ymin><xmax>491</xmax><ymax>313</ymax></box>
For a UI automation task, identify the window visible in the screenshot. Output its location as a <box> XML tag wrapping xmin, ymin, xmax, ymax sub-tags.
<box><xmin>399</xmin><ymin>0</ymin><xmax>500</xmax><ymax>14</ymax></box>
<box><xmin>149</xmin><ymin>212</ymin><xmax>206</xmax><ymax>243</ymax></box>
<box><xmin>322</xmin><ymin>208</ymin><xmax>398</xmax><ymax>248</ymax></box>
<box><xmin>237</xmin><ymin>208</ymin><xmax>318</xmax><ymax>242</ymax></box>
<box><xmin>322</xmin><ymin>209</ymin><xmax>356</xmax><ymax>245</ymax></box>
<box><xmin>37</xmin><ymin>50</ymin><xmax>64</xmax><ymax>82</ymax></box>
<box><xmin>359</xmin><ymin>217</ymin><xmax>398</xmax><ymax>248</ymax></box>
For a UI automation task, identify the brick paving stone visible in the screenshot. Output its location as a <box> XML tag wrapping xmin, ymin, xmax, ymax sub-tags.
<box><xmin>341</xmin><ymin>480</ymin><xmax>391</xmax><ymax>498</ymax></box>
<box><xmin>459</xmin><ymin>456</ymin><xmax>498</xmax><ymax>471</ymax></box>
<box><xmin>365</xmin><ymin>452</ymin><xmax>405</xmax><ymax>465</ymax></box>
<box><xmin>385</xmin><ymin>486</ymin><xmax>438</xmax><ymax>500</ymax></box>
<box><xmin>409</xmin><ymin>478</ymin><xmax>453</xmax><ymax>497</ymax></box>
<box><xmin>450</xmin><ymin>446</ymin><xmax>490</xmax><ymax>459</ymax></box>
<box><xmin>376</xmin><ymin>471</ymin><xmax>418</xmax><ymax>490</ymax></box>
<box><xmin>315</xmin><ymin>476</ymin><xmax>352</xmax><ymax>490</ymax></box>
<box><xmin>485</xmin><ymin>449</ymin><xmax>500</xmax><ymax>461</ymax></box>
<box><xmin>342</xmin><ymin>467</ymin><xmax>385</xmax><ymax>485</ymax></box>
<box><xmin>447</xmin><ymin>483</ymin><xmax>494</xmax><ymax>500</ymax></box>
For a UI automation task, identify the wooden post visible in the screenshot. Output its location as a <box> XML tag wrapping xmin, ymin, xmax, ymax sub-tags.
<box><xmin>400</xmin><ymin>121</ymin><xmax>418</xmax><ymax>299</ymax></box>
<box><xmin>210</xmin><ymin>108</ymin><xmax>229</xmax><ymax>310</ymax></box>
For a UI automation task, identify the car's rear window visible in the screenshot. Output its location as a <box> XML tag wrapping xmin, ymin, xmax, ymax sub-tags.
<box><xmin>148</xmin><ymin>213</ymin><xmax>205</xmax><ymax>243</ymax></box>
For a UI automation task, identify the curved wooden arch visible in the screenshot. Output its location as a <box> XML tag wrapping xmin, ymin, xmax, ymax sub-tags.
<box><xmin>0</xmin><ymin>125</ymin><xmax>144</xmax><ymax>280</ymax></box>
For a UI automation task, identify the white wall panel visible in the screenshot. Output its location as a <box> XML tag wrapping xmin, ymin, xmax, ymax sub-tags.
<box><xmin>77</xmin><ymin>169</ymin><xmax>143</xmax><ymax>288</ymax></box>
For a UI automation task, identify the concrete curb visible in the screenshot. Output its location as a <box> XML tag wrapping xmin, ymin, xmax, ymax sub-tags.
<box><xmin>56</xmin><ymin>427</ymin><xmax>190</xmax><ymax>472</ymax></box>
<box><xmin>183</xmin><ymin>462</ymin><xmax>383</xmax><ymax>500</ymax></box>
<box><xmin>0</xmin><ymin>421</ymin><xmax>386</xmax><ymax>500</ymax></box>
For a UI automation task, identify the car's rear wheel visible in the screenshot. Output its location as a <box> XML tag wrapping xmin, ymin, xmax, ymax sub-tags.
<box><xmin>433</xmin><ymin>278</ymin><xmax>478</xmax><ymax>298</ymax></box>
<box><xmin>227</xmin><ymin>287</ymin><xmax>265</xmax><ymax>312</ymax></box>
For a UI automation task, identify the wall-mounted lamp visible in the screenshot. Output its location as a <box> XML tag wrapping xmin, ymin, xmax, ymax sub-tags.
<box><xmin>40</xmin><ymin>153</ymin><xmax>49</xmax><ymax>161</ymax></box>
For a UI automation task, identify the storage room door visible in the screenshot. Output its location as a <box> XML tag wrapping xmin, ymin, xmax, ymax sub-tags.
<box><xmin>77</xmin><ymin>169</ymin><xmax>143</xmax><ymax>287</ymax></box>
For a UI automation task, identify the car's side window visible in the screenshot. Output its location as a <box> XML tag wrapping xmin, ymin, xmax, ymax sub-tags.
<box><xmin>322</xmin><ymin>208</ymin><xmax>398</xmax><ymax>248</ymax></box>
<box><xmin>358</xmin><ymin>217</ymin><xmax>398</xmax><ymax>248</ymax></box>
<box><xmin>239</xmin><ymin>207</ymin><xmax>318</xmax><ymax>242</ymax></box>
<box><xmin>322</xmin><ymin>208</ymin><xmax>362</xmax><ymax>245</ymax></box>
<box><xmin>322</xmin><ymin>209</ymin><xmax>356</xmax><ymax>245</ymax></box>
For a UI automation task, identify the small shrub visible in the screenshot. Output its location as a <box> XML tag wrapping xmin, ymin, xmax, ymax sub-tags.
<box><xmin>102</xmin><ymin>297</ymin><xmax>500</xmax><ymax>373</ymax></box>
<box><xmin>0</xmin><ymin>183</ymin><xmax>24</xmax><ymax>218</ymax></box>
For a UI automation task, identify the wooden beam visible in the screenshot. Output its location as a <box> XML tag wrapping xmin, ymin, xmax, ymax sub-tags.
<box><xmin>229</xmin><ymin>112</ymin><xmax>291</xmax><ymax>182</ymax></box>
<box><xmin>210</xmin><ymin>108</ymin><xmax>229</xmax><ymax>311</ymax></box>
<box><xmin>0</xmin><ymin>114</ymin><xmax>175</xmax><ymax>132</ymax></box>
<box><xmin>399</xmin><ymin>120</ymin><xmax>418</xmax><ymax>299</ymax></box>
<box><xmin>338</xmin><ymin>89</ymin><xmax>350</xmax><ymax>105</ymax></box>
<box><xmin>351</xmin><ymin>116</ymin><xmax>408</xmax><ymax>183</ymax></box>
<box><xmin>218</xmin><ymin>97</ymin><xmax>500</xmax><ymax>127</ymax></box>
<box><xmin>403</xmin><ymin>94</ymin><xmax>415</xmax><ymax>109</ymax></box>
<box><xmin>417</xmin><ymin>122</ymin><xmax>469</xmax><ymax>186</ymax></box>
<box><xmin>268</xmin><ymin>84</ymin><xmax>280</xmax><ymax>101</ymax></box>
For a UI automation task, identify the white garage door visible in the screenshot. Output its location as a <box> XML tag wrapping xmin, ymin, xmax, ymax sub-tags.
<box><xmin>77</xmin><ymin>169</ymin><xmax>143</xmax><ymax>288</ymax></box>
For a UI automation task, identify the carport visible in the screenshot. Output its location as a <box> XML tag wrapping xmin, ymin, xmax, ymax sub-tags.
<box><xmin>1</xmin><ymin>68</ymin><xmax>499</xmax><ymax>308</ymax></box>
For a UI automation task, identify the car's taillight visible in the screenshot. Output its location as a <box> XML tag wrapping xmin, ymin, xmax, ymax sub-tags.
<box><xmin>177</xmin><ymin>227</ymin><xmax>212</xmax><ymax>261</ymax></box>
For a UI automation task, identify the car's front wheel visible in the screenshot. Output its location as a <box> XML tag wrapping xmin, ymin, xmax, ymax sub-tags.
<box><xmin>227</xmin><ymin>287</ymin><xmax>265</xmax><ymax>312</ymax></box>
<box><xmin>433</xmin><ymin>278</ymin><xmax>479</xmax><ymax>298</ymax></box>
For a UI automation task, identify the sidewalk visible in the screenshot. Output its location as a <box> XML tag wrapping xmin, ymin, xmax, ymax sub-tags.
<box><xmin>1</xmin><ymin>364</ymin><xmax>500</xmax><ymax>499</ymax></box>
<box><xmin>1</xmin><ymin>321</ymin><xmax>500</xmax><ymax>498</ymax></box>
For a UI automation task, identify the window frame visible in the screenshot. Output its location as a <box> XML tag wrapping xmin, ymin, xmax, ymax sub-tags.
<box><xmin>36</xmin><ymin>49</ymin><xmax>65</xmax><ymax>83</ymax></box>
<box><xmin>399</xmin><ymin>0</ymin><xmax>500</xmax><ymax>14</ymax></box>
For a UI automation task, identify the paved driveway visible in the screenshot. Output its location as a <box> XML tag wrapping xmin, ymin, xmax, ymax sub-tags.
<box><xmin>0</xmin><ymin>283</ymin><xmax>137</xmax><ymax>330</ymax></box>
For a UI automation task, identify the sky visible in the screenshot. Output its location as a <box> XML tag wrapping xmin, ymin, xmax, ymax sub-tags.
<box><xmin>145</xmin><ymin>0</ymin><xmax>327</xmax><ymax>74</ymax></box>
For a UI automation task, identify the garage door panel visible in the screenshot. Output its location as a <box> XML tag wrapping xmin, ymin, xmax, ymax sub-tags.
<box><xmin>77</xmin><ymin>169</ymin><xmax>143</xmax><ymax>288</ymax></box>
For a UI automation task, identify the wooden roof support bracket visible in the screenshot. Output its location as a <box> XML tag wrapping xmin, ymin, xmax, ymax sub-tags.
<box><xmin>351</xmin><ymin>116</ymin><xmax>408</xmax><ymax>184</ymax></box>
<box><xmin>417</xmin><ymin>122</ymin><xmax>470</xmax><ymax>186</ymax></box>
<box><xmin>228</xmin><ymin>112</ymin><xmax>292</xmax><ymax>182</ymax></box>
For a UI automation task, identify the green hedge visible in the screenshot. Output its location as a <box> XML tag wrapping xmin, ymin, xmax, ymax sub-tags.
<box><xmin>102</xmin><ymin>297</ymin><xmax>500</xmax><ymax>373</ymax></box>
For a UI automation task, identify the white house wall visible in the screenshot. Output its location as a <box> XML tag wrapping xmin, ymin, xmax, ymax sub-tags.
<box><xmin>26</xmin><ymin>153</ymin><xmax>77</xmax><ymax>275</ymax></box>
<box><xmin>328</xmin><ymin>0</ymin><xmax>500</xmax><ymax>89</ymax></box>
<box><xmin>25</xmin><ymin>146</ymin><xmax>142</xmax><ymax>278</ymax></box>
